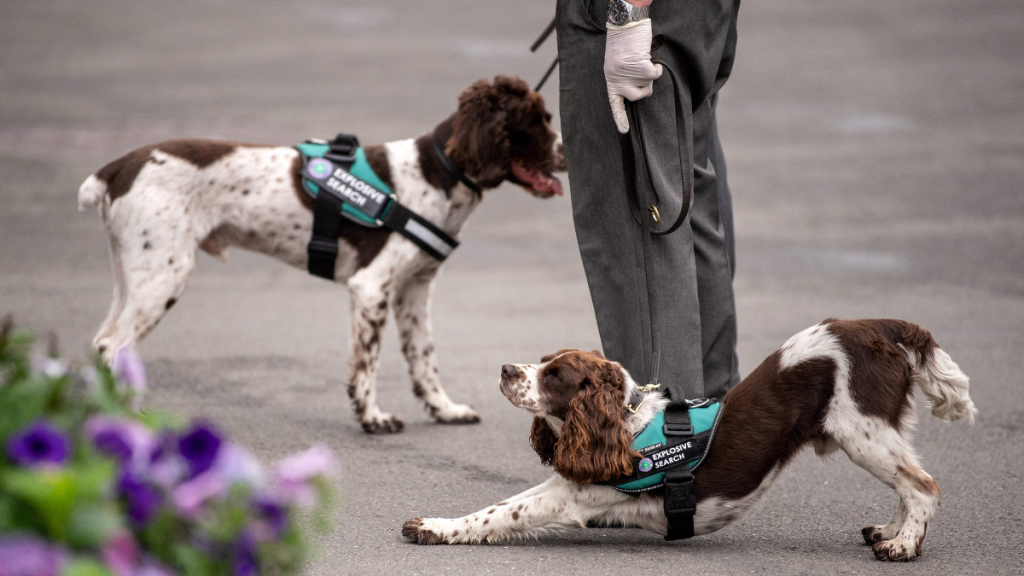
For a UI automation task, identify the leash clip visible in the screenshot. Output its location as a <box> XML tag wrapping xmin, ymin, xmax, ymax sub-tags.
<box><xmin>626</xmin><ymin>382</ymin><xmax>661</xmax><ymax>414</ymax></box>
<box><xmin>650</xmin><ymin>205</ymin><xmax>661</xmax><ymax>223</ymax></box>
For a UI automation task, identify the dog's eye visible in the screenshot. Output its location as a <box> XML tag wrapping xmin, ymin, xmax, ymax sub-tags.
<box><xmin>544</xmin><ymin>373</ymin><xmax>555</xmax><ymax>386</ymax></box>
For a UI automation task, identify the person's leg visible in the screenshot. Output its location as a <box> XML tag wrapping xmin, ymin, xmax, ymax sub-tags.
<box><xmin>557</xmin><ymin>0</ymin><xmax>704</xmax><ymax>393</ymax></box>
<box><xmin>688</xmin><ymin>102</ymin><xmax>738</xmax><ymax>399</ymax></box>
<box><xmin>708</xmin><ymin>96</ymin><xmax>741</xmax><ymax>388</ymax></box>
<box><xmin>556</xmin><ymin>0</ymin><xmax>738</xmax><ymax>398</ymax></box>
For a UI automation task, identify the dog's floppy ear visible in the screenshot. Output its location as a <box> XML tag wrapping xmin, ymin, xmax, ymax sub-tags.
<box><xmin>530</xmin><ymin>417</ymin><xmax>558</xmax><ymax>465</ymax></box>
<box><xmin>540</xmin><ymin>348</ymin><xmax>575</xmax><ymax>363</ymax></box>
<box><xmin>448</xmin><ymin>78</ymin><xmax>511</xmax><ymax>188</ymax></box>
<box><xmin>551</xmin><ymin>361</ymin><xmax>635</xmax><ymax>484</ymax></box>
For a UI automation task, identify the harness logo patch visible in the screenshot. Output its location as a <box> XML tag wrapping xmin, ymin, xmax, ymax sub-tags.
<box><xmin>308</xmin><ymin>158</ymin><xmax>333</xmax><ymax>179</ymax></box>
<box><xmin>638</xmin><ymin>457</ymin><xmax>653</xmax><ymax>473</ymax></box>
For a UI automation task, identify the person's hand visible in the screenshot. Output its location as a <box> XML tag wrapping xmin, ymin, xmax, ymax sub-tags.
<box><xmin>604</xmin><ymin>19</ymin><xmax>662</xmax><ymax>134</ymax></box>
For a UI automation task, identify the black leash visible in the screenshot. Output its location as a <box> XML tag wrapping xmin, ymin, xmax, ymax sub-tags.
<box><xmin>530</xmin><ymin>16</ymin><xmax>559</xmax><ymax>92</ymax></box>
<box><xmin>532</xmin><ymin>12</ymin><xmax>701</xmax><ymax>540</ymax></box>
<box><xmin>621</xmin><ymin>58</ymin><xmax>698</xmax><ymax>541</ymax></box>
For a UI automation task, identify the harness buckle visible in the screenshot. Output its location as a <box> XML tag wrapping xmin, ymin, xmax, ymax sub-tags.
<box><xmin>663</xmin><ymin>423</ymin><xmax>694</xmax><ymax>437</ymax></box>
<box><xmin>307</xmin><ymin>237</ymin><xmax>339</xmax><ymax>259</ymax></box>
<box><xmin>325</xmin><ymin>133</ymin><xmax>360</xmax><ymax>165</ymax></box>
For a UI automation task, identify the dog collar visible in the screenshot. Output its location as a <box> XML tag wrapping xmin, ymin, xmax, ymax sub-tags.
<box><xmin>431</xmin><ymin>138</ymin><xmax>482</xmax><ymax>196</ymax></box>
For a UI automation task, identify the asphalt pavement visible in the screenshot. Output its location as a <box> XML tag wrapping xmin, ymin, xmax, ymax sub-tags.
<box><xmin>1</xmin><ymin>0</ymin><xmax>1022</xmax><ymax>574</ymax></box>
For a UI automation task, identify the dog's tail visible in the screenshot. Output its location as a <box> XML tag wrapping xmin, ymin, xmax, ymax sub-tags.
<box><xmin>78</xmin><ymin>174</ymin><xmax>108</xmax><ymax>211</ymax></box>
<box><xmin>889</xmin><ymin>320</ymin><xmax>976</xmax><ymax>424</ymax></box>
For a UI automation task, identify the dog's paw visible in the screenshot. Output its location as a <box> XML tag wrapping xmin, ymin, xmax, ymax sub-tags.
<box><xmin>433</xmin><ymin>403</ymin><xmax>481</xmax><ymax>425</ymax></box>
<box><xmin>402</xmin><ymin>518</ymin><xmax>447</xmax><ymax>545</ymax></box>
<box><xmin>861</xmin><ymin>525</ymin><xmax>886</xmax><ymax>545</ymax></box>
<box><xmin>872</xmin><ymin>539</ymin><xmax>919</xmax><ymax>562</ymax></box>
<box><xmin>362</xmin><ymin>413</ymin><xmax>404</xmax><ymax>434</ymax></box>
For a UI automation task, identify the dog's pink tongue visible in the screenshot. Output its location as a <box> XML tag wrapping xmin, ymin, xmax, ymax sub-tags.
<box><xmin>512</xmin><ymin>162</ymin><xmax>563</xmax><ymax>196</ymax></box>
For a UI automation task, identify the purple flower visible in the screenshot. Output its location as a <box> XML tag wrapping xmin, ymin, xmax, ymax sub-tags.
<box><xmin>215</xmin><ymin>443</ymin><xmax>264</xmax><ymax>487</ymax></box>
<box><xmin>113</xmin><ymin>345</ymin><xmax>147</xmax><ymax>394</ymax></box>
<box><xmin>85</xmin><ymin>416</ymin><xmax>155</xmax><ymax>471</ymax></box>
<box><xmin>273</xmin><ymin>444</ymin><xmax>337</xmax><ymax>506</ymax></box>
<box><xmin>0</xmin><ymin>534</ymin><xmax>66</xmax><ymax>576</ymax></box>
<box><xmin>170</xmin><ymin>442</ymin><xmax>264</xmax><ymax>516</ymax></box>
<box><xmin>101</xmin><ymin>532</ymin><xmax>139</xmax><ymax>576</ymax></box>
<box><xmin>95</xmin><ymin>430</ymin><xmax>133</xmax><ymax>464</ymax></box>
<box><xmin>253</xmin><ymin>495</ymin><xmax>288</xmax><ymax>537</ymax></box>
<box><xmin>178</xmin><ymin>423</ymin><xmax>222</xmax><ymax>479</ymax></box>
<box><xmin>119</xmin><ymin>471</ymin><xmax>162</xmax><ymax>524</ymax></box>
<box><xmin>170</xmin><ymin>469</ymin><xmax>226</xmax><ymax>517</ymax></box>
<box><xmin>146</xmin><ymin>431</ymin><xmax>186</xmax><ymax>488</ymax></box>
<box><xmin>5</xmin><ymin>421</ymin><xmax>70</xmax><ymax>468</ymax></box>
<box><xmin>231</xmin><ymin>532</ymin><xmax>258</xmax><ymax>576</ymax></box>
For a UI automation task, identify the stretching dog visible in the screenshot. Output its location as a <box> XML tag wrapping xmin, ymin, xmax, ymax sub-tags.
<box><xmin>78</xmin><ymin>76</ymin><xmax>565</xmax><ymax>433</ymax></box>
<box><xmin>403</xmin><ymin>319</ymin><xmax>976</xmax><ymax>561</ymax></box>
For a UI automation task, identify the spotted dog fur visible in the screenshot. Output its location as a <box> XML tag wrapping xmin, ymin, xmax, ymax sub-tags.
<box><xmin>404</xmin><ymin>319</ymin><xmax>976</xmax><ymax>561</ymax></box>
<box><xmin>79</xmin><ymin>76</ymin><xmax>565</xmax><ymax>433</ymax></box>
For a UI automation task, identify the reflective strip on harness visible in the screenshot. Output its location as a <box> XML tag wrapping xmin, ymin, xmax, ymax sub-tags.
<box><xmin>405</xmin><ymin>219</ymin><xmax>455</xmax><ymax>259</ymax></box>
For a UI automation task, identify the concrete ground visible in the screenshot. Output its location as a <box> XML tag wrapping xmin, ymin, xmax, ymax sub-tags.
<box><xmin>2</xmin><ymin>0</ymin><xmax>1022</xmax><ymax>574</ymax></box>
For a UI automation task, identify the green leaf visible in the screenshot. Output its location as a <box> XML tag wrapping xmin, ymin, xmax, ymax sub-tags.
<box><xmin>62</xmin><ymin>558</ymin><xmax>116</xmax><ymax>576</ymax></box>
<box><xmin>139</xmin><ymin>508</ymin><xmax>184</xmax><ymax>566</ymax></box>
<box><xmin>2</xmin><ymin>468</ymin><xmax>75</xmax><ymax>540</ymax></box>
<box><xmin>66</xmin><ymin>503</ymin><xmax>123</xmax><ymax>548</ymax></box>
<box><xmin>136</xmin><ymin>410</ymin><xmax>186</xmax><ymax>431</ymax></box>
<box><xmin>68</xmin><ymin>460</ymin><xmax>116</xmax><ymax>501</ymax></box>
<box><xmin>0</xmin><ymin>375</ymin><xmax>52</xmax><ymax>439</ymax></box>
<box><xmin>1</xmin><ymin>460</ymin><xmax>114</xmax><ymax>542</ymax></box>
<box><xmin>173</xmin><ymin>544</ymin><xmax>220</xmax><ymax>576</ymax></box>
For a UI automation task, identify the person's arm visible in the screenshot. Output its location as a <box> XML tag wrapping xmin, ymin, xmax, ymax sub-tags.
<box><xmin>604</xmin><ymin>0</ymin><xmax>660</xmax><ymax>133</ymax></box>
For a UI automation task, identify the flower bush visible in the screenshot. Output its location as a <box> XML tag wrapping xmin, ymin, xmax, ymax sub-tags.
<box><xmin>0</xmin><ymin>319</ymin><xmax>336</xmax><ymax>576</ymax></box>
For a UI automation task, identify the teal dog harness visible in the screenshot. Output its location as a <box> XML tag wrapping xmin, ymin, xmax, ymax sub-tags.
<box><xmin>610</xmin><ymin>398</ymin><xmax>722</xmax><ymax>494</ymax></box>
<box><xmin>295</xmin><ymin>133</ymin><xmax>462</xmax><ymax>279</ymax></box>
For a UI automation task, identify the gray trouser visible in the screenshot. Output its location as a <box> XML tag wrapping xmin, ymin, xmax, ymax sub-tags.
<box><xmin>556</xmin><ymin>0</ymin><xmax>740</xmax><ymax>399</ymax></box>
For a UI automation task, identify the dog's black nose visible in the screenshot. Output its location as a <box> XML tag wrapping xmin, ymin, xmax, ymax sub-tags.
<box><xmin>501</xmin><ymin>364</ymin><xmax>518</xmax><ymax>379</ymax></box>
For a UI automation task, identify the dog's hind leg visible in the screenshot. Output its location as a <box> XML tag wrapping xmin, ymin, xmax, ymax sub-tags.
<box><xmin>93</xmin><ymin>225</ymin><xmax>130</xmax><ymax>361</ymax></box>
<box><xmin>347</xmin><ymin>271</ymin><xmax>402</xmax><ymax>433</ymax></box>
<box><xmin>393</xmin><ymin>272</ymin><xmax>480</xmax><ymax>424</ymax></box>
<box><xmin>836</xmin><ymin>423</ymin><xmax>940</xmax><ymax>561</ymax></box>
<box><xmin>97</xmin><ymin>221</ymin><xmax>198</xmax><ymax>361</ymax></box>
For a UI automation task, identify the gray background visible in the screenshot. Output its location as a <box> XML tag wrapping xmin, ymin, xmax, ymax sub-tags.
<box><xmin>1</xmin><ymin>0</ymin><xmax>1022</xmax><ymax>574</ymax></box>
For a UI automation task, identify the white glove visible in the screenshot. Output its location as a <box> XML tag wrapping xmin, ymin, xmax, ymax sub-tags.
<box><xmin>604</xmin><ymin>19</ymin><xmax>663</xmax><ymax>134</ymax></box>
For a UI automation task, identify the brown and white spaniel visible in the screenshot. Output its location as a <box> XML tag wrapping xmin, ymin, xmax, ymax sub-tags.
<box><xmin>403</xmin><ymin>319</ymin><xmax>976</xmax><ymax>561</ymax></box>
<box><xmin>78</xmin><ymin>76</ymin><xmax>565</xmax><ymax>433</ymax></box>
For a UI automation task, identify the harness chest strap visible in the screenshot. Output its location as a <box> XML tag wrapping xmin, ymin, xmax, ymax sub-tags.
<box><xmin>297</xmin><ymin>133</ymin><xmax>461</xmax><ymax>280</ymax></box>
<box><xmin>606</xmin><ymin>399</ymin><xmax>722</xmax><ymax>541</ymax></box>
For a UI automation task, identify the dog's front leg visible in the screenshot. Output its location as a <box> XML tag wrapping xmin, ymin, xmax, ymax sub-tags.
<box><xmin>393</xmin><ymin>271</ymin><xmax>479</xmax><ymax>424</ymax></box>
<box><xmin>403</xmin><ymin>476</ymin><xmax>631</xmax><ymax>544</ymax></box>
<box><xmin>347</xmin><ymin>273</ymin><xmax>401</xmax><ymax>433</ymax></box>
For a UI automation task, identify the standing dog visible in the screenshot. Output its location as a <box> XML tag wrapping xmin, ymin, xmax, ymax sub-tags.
<box><xmin>78</xmin><ymin>76</ymin><xmax>565</xmax><ymax>433</ymax></box>
<box><xmin>404</xmin><ymin>319</ymin><xmax>976</xmax><ymax>561</ymax></box>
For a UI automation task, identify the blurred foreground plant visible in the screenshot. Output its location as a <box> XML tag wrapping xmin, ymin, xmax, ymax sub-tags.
<box><xmin>0</xmin><ymin>318</ymin><xmax>336</xmax><ymax>576</ymax></box>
